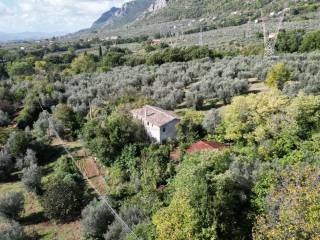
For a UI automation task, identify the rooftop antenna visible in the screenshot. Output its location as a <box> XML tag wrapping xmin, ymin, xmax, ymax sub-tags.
<box><xmin>261</xmin><ymin>2</ymin><xmax>288</xmax><ymax>57</ymax></box>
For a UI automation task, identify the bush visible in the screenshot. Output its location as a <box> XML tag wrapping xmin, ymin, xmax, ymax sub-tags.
<box><xmin>202</xmin><ymin>108</ymin><xmax>221</xmax><ymax>133</ymax></box>
<box><xmin>22</xmin><ymin>163</ymin><xmax>42</xmax><ymax>193</ymax></box>
<box><xmin>32</xmin><ymin>110</ymin><xmax>51</xmax><ymax>143</ymax></box>
<box><xmin>101</xmin><ymin>52</ymin><xmax>126</xmax><ymax>71</ymax></box>
<box><xmin>253</xmin><ymin>165</ymin><xmax>320</xmax><ymax>240</ymax></box>
<box><xmin>8</xmin><ymin>61</ymin><xmax>34</xmax><ymax>77</ymax></box>
<box><xmin>67</xmin><ymin>53</ymin><xmax>96</xmax><ymax>75</ymax></box>
<box><xmin>177</xmin><ymin>116</ymin><xmax>205</xmax><ymax>145</ymax></box>
<box><xmin>15</xmin><ymin>97</ymin><xmax>41</xmax><ymax>128</ymax></box>
<box><xmin>41</xmin><ymin>176</ymin><xmax>86</xmax><ymax>222</ymax></box>
<box><xmin>0</xmin><ymin>217</ymin><xmax>26</xmax><ymax>240</ymax></box>
<box><xmin>266</xmin><ymin>63</ymin><xmax>291</xmax><ymax>90</ymax></box>
<box><xmin>5</xmin><ymin>131</ymin><xmax>31</xmax><ymax>158</ymax></box>
<box><xmin>52</xmin><ymin>103</ymin><xmax>77</xmax><ymax>131</ymax></box>
<box><xmin>0</xmin><ymin>110</ymin><xmax>10</xmax><ymax>127</ymax></box>
<box><xmin>82</xmin><ymin>110</ymin><xmax>147</xmax><ymax>166</ymax></box>
<box><xmin>0</xmin><ymin>192</ymin><xmax>24</xmax><ymax>220</ymax></box>
<box><xmin>299</xmin><ymin>30</ymin><xmax>320</xmax><ymax>52</ymax></box>
<box><xmin>16</xmin><ymin>148</ymin><xmax>37</xmax><ymax>170</ymax></box>
<box><xmin>0</xmin><ymin>64</ymin><xmax>8</xmax><ymax>80</ymax></box>
<box><xmin>0</xmin><ymin>150</ymin><xmax>13</xmax><ymax>181</ymax></box>
<box><xmin>104</xmin><ymin>222</ymin><xmax>126</xmax><ymax>240</ymax></box>
<box><xmin>81</xmin><ymin>199</ymin><xmax>114</xmax><ymax>239</ymax></box>
<box><xmin>104</xmin><ymin>205</ymin><xmax>146</xmax><ymax>240</ymax></box>
<box><xmin>276</xmin><ymin>29</ymin><xmax>305</xmax><ymax>53</ymax></box>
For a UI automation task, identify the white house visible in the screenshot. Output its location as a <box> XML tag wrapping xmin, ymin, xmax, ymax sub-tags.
<box><xmin>131</xmin><ymin>105</ymin><xmax>180</xmax><ymax>144</ymax></box>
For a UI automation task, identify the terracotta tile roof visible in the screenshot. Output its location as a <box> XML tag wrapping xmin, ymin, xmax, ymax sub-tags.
<box><xmin>186</xmin><ymin>140</ymin><xmax>227</xmax><ymax>153</ymax></box>
<box><xmin>170</xmin><ymin>140</ymin><xmax>229</xmax><ymax>162</ymax></box>
<box><xmin>131</xmin><ymin>105</ymin><xmax>180</xmax><ymax>127</ymax></box>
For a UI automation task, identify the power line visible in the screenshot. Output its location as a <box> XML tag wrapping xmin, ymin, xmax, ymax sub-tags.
<box><xmin>261</xmin><ymin>2</ymin><xmax>288</xmax><ymax>57</ymax></box>
<box><xmin>37</xmin><ymin>100</ymin><xmax>140</xmax><ymax>240</ymax></box>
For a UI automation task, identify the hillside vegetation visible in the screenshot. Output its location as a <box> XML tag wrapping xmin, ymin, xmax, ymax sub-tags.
<box><xmin>1</xmin><ymin>1</ymin><xmax>320</xmax><ymax>239</ymax></box>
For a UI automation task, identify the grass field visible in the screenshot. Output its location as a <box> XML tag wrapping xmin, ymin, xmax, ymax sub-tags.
<box><xmin>0</xmin><ymin>140</ymin><xmax>92</xmax><ymax>239</ymax></box>
<box><xmin>0</xmin><ymin>177</ymin><xmax>81</xmax><ymax>240</ymax></box>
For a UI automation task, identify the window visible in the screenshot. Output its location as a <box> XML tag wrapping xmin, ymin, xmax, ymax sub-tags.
<box><xmin>147</xmin><ymin>122</ymin><xmax>149</xmax><ymax>126</ymax></box>
<box><xmin>162</xmin><ymin>127</ymin><xmax>166</xmax><ymax>132</ymax></box>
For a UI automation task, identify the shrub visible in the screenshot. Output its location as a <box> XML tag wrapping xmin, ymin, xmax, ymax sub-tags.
<box><xmin>81</xmin><ymin>199</ymin><xmax>114</xmax><ymax>239</ymax></box>
<box><xmin>8</xmin><ymin>61</ymin><xmax>34</xmax><ymax>77</ymax></box>
<box><xmin>104</xmin><ymin>222</ymin><xmax>126</xmax><ymax>240</ymax></box>
<box><xmin>101</xmin><ymin>52</ymin><xmax>126</xmax><ymax>71</ymax></box>
<box><xmin>0</xmin><ymin>150</ymin><xmax>13</xmax><ymax>181</ymax></box>
<box><xmin>104</xmin><ymin>205</ymin><xmax>146</xmax><ymax>240</ymax></box>
<box><xmin>177</xmin><ymin>116</ymin><xmax>205</xmax><ymax>145</ymax></box>
<box><xmin>0</xmin><ymin>110</ymin><xmax>10</xmax><ymax>127</ymax></box>
<box><xmin>299</xmin><ymin>30</ymin><xmax>320</xmax><ymax>52</ymax></box>
<box><xmin>5</xmin><ymin>131</ymin><xmax>31</xmax><ymax>158</ymax></box>
<box><xmin>253</xmin><ymin>165</ymin><xmax>320</xmax><ymax>240</ymax></box>
<box><xmin>266</xmin><ymin>63</ymin><xmax>291</xmax><ymax>90</ymax></box>
<box><xmin>276</xmin><ymin>29</ymin><xmax>305</xmax><ymax>53</ymax></box>
<box><xmin>15</xmin><ymin>97</ymin><xmax>41</xmax><ymax>128</ymax></box>
<box><xmin>32</xmin><ymin>110</ymin><xmax>51</xmax><ymax>143</ymax></box>
<box><xmin>41</xmin><ymin>176</ymin><xmax>86</xmax><ymax>222</ymax></box>
<box><xmin>52</xmin><ymin>103</ymin><xmax>76</xmax><ymax>131</ymax></box>
<box><xmin>21</xmin><ymin>163</ymin><xmax>42</xmax><ymax>194</ymax></box>
<box><xmin>153</xmin><ymin>197</ymin><xmax>199</xmax><ymax>240</ymax></box>
<box><xmin>0</xmin><ymin>192</ymin><xmax>25</xmax><ymax>220</ymax></box>
<box><xmin>16</xmin><ymin>148</ymin><xmax>37</xmax><ymax>170</ymax></box>
<box><xmin>0</xmin><ymin>64</ymin><xmax>8</xmax><ymax>80</ymax></box>
<box><xmin>0</xmin><ymin>217</ymin><xmax>26</xmax><ymax>240</ymax></box>
<box><xmin>82</xmin><ymin>110</ymin><xmax>147</xmax><ymax>166</ymax></box>
<box><xmin>202</xmin><ymin>108</ymin><xmax>221</xmax><ymax>133</ymax></box>
<box><xmin>67</xmin><ymin>53</ymin><xmax>96</xmax><ymax>75</ymax></box>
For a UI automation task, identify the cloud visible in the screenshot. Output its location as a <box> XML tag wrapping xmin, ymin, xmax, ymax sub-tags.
<box><xmin>0</xmin><ymin>0</ymin><xmax>130</xmax><ymax>33</ymax></box>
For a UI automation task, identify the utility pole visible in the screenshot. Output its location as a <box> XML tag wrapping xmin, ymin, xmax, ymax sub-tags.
<box><xmin>199</xmin><ymin>25</ymin><xmax>203</xmax><ymax>46</ymax></box>
<box><xmin>261</xmin><ymin>3</ymin><xmax>288</xmax><ymax>57</ymax></box>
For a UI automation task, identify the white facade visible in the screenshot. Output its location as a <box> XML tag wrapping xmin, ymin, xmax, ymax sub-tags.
<box><xmin>140</xmin><ymin>118</ymin><xmax>180</xmax><ymax>144</ymax></box>
<box><xmin>131</xmin><ymin>105</ymin><xmax>180</xmax><ymax>144</ymax></box>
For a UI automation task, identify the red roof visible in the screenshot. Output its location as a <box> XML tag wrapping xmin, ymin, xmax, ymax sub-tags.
<box><xmin>186</xmin><ymin>140</ymin><xmax>227</xmax><ymax>153</ymax></box>
<box><xmin>170</xmin><ymin>140</ymin><xmax>229</xmax><ymax>162</ymax></box>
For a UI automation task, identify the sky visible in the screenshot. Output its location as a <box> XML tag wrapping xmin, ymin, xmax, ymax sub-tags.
<box><xmin>0</xmin><ymin>0</ymin><xmax>130</xmax><ymax>33</ymax></box>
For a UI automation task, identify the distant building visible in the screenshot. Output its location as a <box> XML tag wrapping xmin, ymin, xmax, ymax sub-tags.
<box><xmin>151</xmin><ymin>39</ymin><xmax>161</xmax><ymax>46</ymax></box>
<box><xmin>170</xmin><ymin>140</ymin><xmax>229</xmax><ymax>162</ymax></box>
<box><xmin>110</xmin><ymin>36</ymin><xmax>120</xmax><ymax>40</ymax></box>
<box><xmin>131</xmin><ymin>105</ymin><xmax>180</xmax><ymax>144</ymax></box>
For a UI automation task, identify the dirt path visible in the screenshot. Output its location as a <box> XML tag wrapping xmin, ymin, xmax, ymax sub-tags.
<box><xmin>53</xmin><ymin>139</ymin><xmax>107</xmax><ymax>195</ymax></box>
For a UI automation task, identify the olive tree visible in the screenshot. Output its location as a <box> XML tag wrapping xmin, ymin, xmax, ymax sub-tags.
<box><xmin>0</xmin><ymin>149</ymin><xmax>13</xmax><ymax>181</ymax></box>
<box><xmin>0</xmin><ymin>192</ymin><xmax>25</xmax><ymax>220</ymax></box>
<box><xmin>0</xmin><ymin>217</ymin><xmax>26</xmax><ymax>240</ymax></box>
<box><xmin>202</xmin><ymin>108</ymin><xmax>221</xmax><ymax>133</ymax></box>
<box><xmin>81</xmin><ymin>199</ymin><xmax>114</xmax><ymax>239</ymax></box>
<box><xmin>16</xmin><ymin>148</ymin><xmax>37</xmax><ymax>170</ymax></box>
<box><xmin>21</xmin><ymin>163</ymin><xmax>42</xmax><ymax>194</ymax></box>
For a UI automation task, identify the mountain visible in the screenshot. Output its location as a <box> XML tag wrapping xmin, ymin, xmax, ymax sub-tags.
<box><xmin>90</xmin><ymin>0</ymin><xmax>168</xmax><ymax>31</ymax></box>
<box><xmin>0</xmin><ymin>32</ymin><xmax>66</xmax><ymax>42</ymax></box>
<box><xmin>91</xmin><ymin>7</ymin><xmax>120</xmax><ymax>29</ymax></box>
<box><xmin>83</xmin><ymin>0</ymin><xmax>319</xmax><ymax>37</ymax></box>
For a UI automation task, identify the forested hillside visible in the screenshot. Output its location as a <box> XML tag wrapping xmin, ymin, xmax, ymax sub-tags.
<box><xmin>87</xmin><ymin>0</ymin><xmax>320</xmax><ymax>35</ymax></box>
<box><xmin>1</xmin><ymin>1</ymin><xmax>320</xmax><ymax>239</ymax></box>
